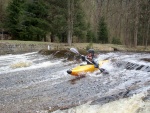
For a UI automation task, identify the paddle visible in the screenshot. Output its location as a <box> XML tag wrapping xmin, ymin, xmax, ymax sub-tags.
<box><xmin>70</xmin><ymin>48</ymin><xmax>94</xmax><ymax>64</ymax></box>
<box><xmin>70</xmin><ymin>48</ymin><xmax>109</xmax><ymax>74</ymax></box>
<box><xmin>70</xmin><ymin>48</ymin><xmax>81</xmax><ymax>56</ymax></box>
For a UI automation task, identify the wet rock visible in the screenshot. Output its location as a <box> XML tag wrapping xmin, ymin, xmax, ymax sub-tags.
<box><xmin>141</xmin><ymin>58</ymin><xmax>150</xmax><ymax>62</ymax></box>
<box><xmin>38</xmin><ymin>49</ymin><xmax>87</xmax><ymax>60</ymax></box>
<box><xmin>143</xmin><ymin>89</ymin><xmax>150</xmax><ymax>101</ymax></box>
<box><xmin>114</xmin><ymin>60</ymin><xmax>150</xmax><ymax>72</ymax></box>
<box><xmin>90</xmin><ymin>89</ymin><xmax>130</xmax><ymax>105</ymax></box>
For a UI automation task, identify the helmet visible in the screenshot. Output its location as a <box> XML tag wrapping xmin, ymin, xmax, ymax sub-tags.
<box><xmin>87</xmin><ymin>49</ymin><xmax>94</xmax><ymax>55</ymax></box>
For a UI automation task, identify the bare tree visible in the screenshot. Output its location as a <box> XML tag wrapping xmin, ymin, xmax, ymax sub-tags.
<box><xmin>133</xmin><ymin>0</ymin><xmax>139</xmax><ymax>47</ymax></box>
<box><xmin>67</xmin><ymin>0</ymin><xmax>74</xmax><ymax>46</ymax></box>
<box><xmin>0</xmin><ymin>0</ymin><xmax>5</xmax><ymax>40</ymax></box>
<box><xmin>145</xmin><ymin>0</ymin><xmax>150</xmax><ymax>48</ymax></box>
<box><xmin>145</xmin><ymin>19</ymin><xmax>150</xmax><ymax>48</ymax></box>
<box><xmin>0</xmin><ymin>0</ymin><xmax>4</xmax><ymax>26</ymax></box>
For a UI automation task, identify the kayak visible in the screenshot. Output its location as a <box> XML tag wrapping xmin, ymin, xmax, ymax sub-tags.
<box><xmin>67</xmin><ymin>60</ymin><xmax>109</xmax><ymax>76</ymax></box>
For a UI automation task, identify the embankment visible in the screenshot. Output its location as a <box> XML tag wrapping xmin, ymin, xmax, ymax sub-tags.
<box><xmin>0</xmin><ymin>40</ymin><xmax>150</xmax><ymax>55</ymax></box>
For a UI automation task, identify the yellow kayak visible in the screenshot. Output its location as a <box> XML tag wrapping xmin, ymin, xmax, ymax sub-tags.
<box><xmin>67</xmin><ymin>60</ymin><xmax>109</xmax><ymax>76</ymax></box>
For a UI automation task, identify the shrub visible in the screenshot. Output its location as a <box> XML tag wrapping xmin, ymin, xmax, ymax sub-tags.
<box><xmin>86</xmin><ymin>42</ymin><xmax>93</xmax><ymax>50</ymax></box>
<box><xmin>112</xmin><ymin>37</ymin><xmax>121</xmax><ymax>44</ymax></box>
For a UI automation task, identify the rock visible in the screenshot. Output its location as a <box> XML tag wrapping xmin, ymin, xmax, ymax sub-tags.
<box><xmin>90</xmin><ymin>89</ymin><xmax>130</xmax><ymax>105</ymax></box>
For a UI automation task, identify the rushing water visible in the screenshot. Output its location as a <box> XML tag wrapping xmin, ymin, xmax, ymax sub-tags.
<box><xmin>0</xmin><ymin>52</ymin><xmax>150</xmax><ymax>113</ymax></box>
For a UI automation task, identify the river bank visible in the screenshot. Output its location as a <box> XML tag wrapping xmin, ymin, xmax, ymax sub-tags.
<box><xmin>0</xmin><ymin>40</ymin><xmax>150</xmax><ymax>55</ymax></box>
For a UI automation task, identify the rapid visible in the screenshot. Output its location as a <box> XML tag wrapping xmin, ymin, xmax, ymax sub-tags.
<box><xmin>0</xmin><ymin>51</ymin><xmax>150</xmax><ymax>113</ymax></box>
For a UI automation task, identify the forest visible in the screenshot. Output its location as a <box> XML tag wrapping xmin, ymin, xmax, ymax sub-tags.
<box><xmin>0</xmin><ymin>0</ymin><xmax>150</xmax><ymax>47</ymax></box>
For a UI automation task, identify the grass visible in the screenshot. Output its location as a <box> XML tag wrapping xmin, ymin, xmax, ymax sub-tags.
<box><xmin>0</xmin><ymin>40</ymin><xmax>150</xmax><ymax>52</ymax></box>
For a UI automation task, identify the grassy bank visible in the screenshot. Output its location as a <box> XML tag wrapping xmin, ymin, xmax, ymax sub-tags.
<box><xmin>0</xmin><ymin>40</ymin><xmax>150</xmax><ymax>52</ymax></box>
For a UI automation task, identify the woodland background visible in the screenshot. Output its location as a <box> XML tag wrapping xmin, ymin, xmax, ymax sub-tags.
<box><xmin>0</xmin><ymin>0</ymin><xmax>149</xmax><ymax>47</ymax></box>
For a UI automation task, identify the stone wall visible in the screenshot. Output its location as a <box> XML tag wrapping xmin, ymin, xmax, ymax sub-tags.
<box><xmin>0</xmin><ymin>42</ymin><xmax>73</xmax><ymax>55</ymax></box>
<box><xmin>0</xmin><ymin>42</ymin><xmax>49</xmax><ymax>55</ymax></box>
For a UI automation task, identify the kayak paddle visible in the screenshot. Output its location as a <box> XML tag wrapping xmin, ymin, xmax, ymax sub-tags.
<box><xmin>70</xmin><ymin>48</ymin><xmax>94</xmax><ymax>64</ymax></box>
<box><xmin>70</xmin><ymin>48</ymin><xmax>82</xmax><ymax>56</ymax></box>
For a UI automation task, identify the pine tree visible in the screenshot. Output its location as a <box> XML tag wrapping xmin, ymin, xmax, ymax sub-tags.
<box><xmin>21</xmin><ymin>0</ymin><xmax>50</xmax><ymax>41</ymax></box>
<box><xmin>47</xmin><ymin>0</ymin><xmax>87</xmax><ymax>43</ymax></box>
<box><xmin>47</xmin><ymin>0</ymin><xmax>68</xmax><ymax>42</ymax></box>
<box><xmin>87</xmin><ymin>29</ymin><xmax>96</xmax><ymax>42</ymax></box>
<box><xmin>73</xmin><ymin>0</ymin><xmax>87</xmax><ymax>42</ymax></box>
<box><xmin>5</xmin><ymin>0</ymin><xmax>25</xmax><ymax>39</ymax></box>
<box><xmin>98</xmin><ymin>17</ymin><xmax>109</xmax><ymax>43</ymax></box>
<box><xmin>5</xmin><ymin>0</ymin><xmax>88</xmax><ymax>42</ymax></box>
<box><xmin>5</xmin><ymin>0</ymin><xmax>50</xmax><ymax>41</ymax></box>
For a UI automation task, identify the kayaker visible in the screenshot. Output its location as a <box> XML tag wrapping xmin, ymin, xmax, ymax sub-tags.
<box><xmin>81</xmin><ymin>49</ymin><xmax>99</xmax><ymax>68</ymax></box>
<box><xmin>81</xmin><ymin>49</ymin><xmax>109</xmax><ymax>74</ymax></box>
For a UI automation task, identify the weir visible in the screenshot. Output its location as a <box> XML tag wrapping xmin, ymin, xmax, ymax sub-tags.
<box><xmin>114</xmin><ymin>61</ymin><xmax>150</xmax><ymax>72</ymax></box>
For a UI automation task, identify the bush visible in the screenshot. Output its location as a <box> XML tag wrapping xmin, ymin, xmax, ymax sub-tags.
<box><xmin>87</xmin><ymin>30</ymin><xmax>96</xmax><ymax>42</ymax></box>
<box><xmin>86</xmin><ymin>42</ymin><xmax>93</xmax><ymax>50</ymax></box>
<box><xmin>112</xmin><ymin>37</ymin><xmax>121</xmax><ymax>44</ymax></box>
<box><xmin>98</xmin><ymin>17</ymin><xmax>109</xmax><ymax>43</ymax></box>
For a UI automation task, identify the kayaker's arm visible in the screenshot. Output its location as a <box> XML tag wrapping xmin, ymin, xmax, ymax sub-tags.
<box><xmin>81</xmin><ymin>55</ymin><xmax>99</xmax><ymax>68</ymax></box>
<box><xmin>81</xmin><ymin>55</ymin><xmax>86</xmax><ymax>61</ymax></box>
<box><xmin>92</xmin><ymin>58</ymin><xmax>99</xmax><ymax>68</ymax></box>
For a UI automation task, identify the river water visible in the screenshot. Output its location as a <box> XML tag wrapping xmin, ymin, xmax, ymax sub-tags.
<box><xmin>0</xmin><ymin>51</ymin><xmax>150</xmax><ymax>113</ymax></box>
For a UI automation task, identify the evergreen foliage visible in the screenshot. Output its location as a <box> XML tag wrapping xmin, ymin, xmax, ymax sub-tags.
<box><xmin>21</xmin><ymin>0</ymin><xmax>50</xmax><ymax>41</ymax></box>
<box><xmin>87</xmin><ymin>30</ymin><xmax>96</xmax><ymax>42</ymax></box>
<box><xmin>73</xmin><ymin>0</ymin><xmax>87</xmax><ymax>42</ymax></box>
<box><xmin>112</xmin><ymin>37</ymin><xmax>121</xmax><ymax>44</ymax></box>
<box><xmin>47</xmin><ymin>0</ymin><xmax>68</xmax><ymax>42</ymax></box>
<box><xmin>5</xmin><ymin>0</ymin><xmax>50</xmax><ymax>41</ymax></box>
<box><xmin>138</xmin><ymin>1</ymin><xmax>150</xmax><ymax>46</ymax></box>
<box><xmin>1</xmin><ymin>0</ymin><xmax>150</xmax><ymax>46</ymax></box>
<box><xmin>4</xmin><ymin>0</ymin><xmax>88</xmax><ymax>42</ymax></box>
<box><xmin>5</xmin><ymin>0</ymin><xmax>25</xmax><ymax>39</ymax></box>
<box><xmin>98</xmin><ymin>17</ymin><xmax>109</xmax><ymax>43</ymax></box>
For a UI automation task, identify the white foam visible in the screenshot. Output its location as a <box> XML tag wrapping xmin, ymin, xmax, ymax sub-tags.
<box><xmin>53</xmin><ymin>93</ymin><xmax>146</xmax><ymax>113</ymax></box>
<box><xmin>0</xmin><ymin>60</ymin><xmax>62</xmax><ymax>74</ymax></box>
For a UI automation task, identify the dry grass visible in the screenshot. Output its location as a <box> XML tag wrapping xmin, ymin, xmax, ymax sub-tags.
<box><xmin>1</xmin><ymin>40</ymin><xmax>150</xmax><ymax>52</ymax></box>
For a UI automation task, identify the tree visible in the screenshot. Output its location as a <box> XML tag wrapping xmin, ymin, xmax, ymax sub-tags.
<box><xmin>0</xmin><ymin>0</ymin><xmax>5</xmax><ymax>39</ymax></box>
<box><xmin>98</xmin><ymin>17</ymin><xmax>108</xmax><ymax>43</ymax></box>
<box><xmin>87</xmin><ymin>29</ymin><xmax>96</xmax><ymax>43</ymax></box>
<box><xmin>21</xmin><ymin>0</ymin><xmax>50</xmax><ymax>41</ymax></box>
<box><xmin>0</xmin><ymin>0</ymin><xmax>5</xmax><ymax>27</ymax></box>
<box><xmin>67</xmin><ymin>0</ymin><xmax>73</xmax><ymax>45</ymax></box>
<box><xmin>47</xmin><ymin>0</ymin><xmax>87</xmax><ymax>43</ymax></box>
<box><xmin>138</xmin><ymin>0</ymin><xmax>150</xmax><ymax>47</ymax></box>
<box><xmin>5</xmin><ymin>0</ymin><xmax>25</xmax><ymax>39</ymax></box>
<box><xmin>5</xmin><ymin>0</ymin><xmax>50</xmax><ymax>41</ymax></box>
<box><xmin>73</xmin><ymin>0</ymin><xmax>87</xmax><ymax>42</ymax></box>
<box><xmin>133</xmin><ymin>0</ymin><xmax>139</xmax><ymax>47</ymax></box>
<box><xmin>47</xmin><ymin>0</ymin><xmax>68</xmax><ymax>42</ymax></box>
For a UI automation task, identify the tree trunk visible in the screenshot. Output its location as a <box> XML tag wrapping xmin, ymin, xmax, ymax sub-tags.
<box><xmin>145</xmin><ymin>19</ymin><xmax>150</xmax><ymax>48</ymax></box>
<box><xmin>144</xmin><ymin>0</ymin><xmax>150</xmax><ymax>48</ymax></box>
<box><xmin>71</xmin><ymin>0</ymin><xmax>74</xmax><ymax>43</ymax></box>
<box><xmin>2</xmin><ymin>29</ymin><xmax>4</xmax><ymax>40</ymax></box>
<box><xmin>133</xmin><ymin>0</ymin><xmax>139</xmax><ymax>47</ymax></box>
<box><xmin>51</xmin><ymin>34</ymin><xmax>55</xmax><ymax>42</ymax></box>
<box><xmin>95</xmin><ymin>0</ymin><xmax>102</xmax><ymax>40</ymax></box>
<box><xmin>119</xmin><ymin>0</ymin><xmax>123</xmax><ymax>42</ymax></box>
<box><xmin>67</xmin><ymin>0</ymin><xmax>74</xmax><ymax>46</ymax></box>
<box><xmin>105</xmin><ymin>0</ymin><xmax>109</xmax><ymax>19</ymax></box>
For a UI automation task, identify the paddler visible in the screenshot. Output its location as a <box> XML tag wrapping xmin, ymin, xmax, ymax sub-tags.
<box><xmin>81</xmin><ymin>49</ymin><xmax>99</xmax><ymax>68</ymax></box>
<box><xmin>81</xmin><ymin>49</ymin><xmax>109</xmax><ymax>74</ymax></box>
